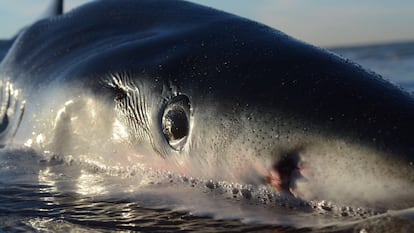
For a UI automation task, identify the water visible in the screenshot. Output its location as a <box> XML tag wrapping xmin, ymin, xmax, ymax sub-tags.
<box><xmin>331</xmin><ymin>41</ymin><xmax>414</xmax><ymax>91</ymax></box>
<box><xmin>1</xmin><ymin>41</ymin><xmax>414</xmax><ymax>233</ymax></box>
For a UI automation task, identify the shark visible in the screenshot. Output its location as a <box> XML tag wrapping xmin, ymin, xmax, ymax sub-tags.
<box><xmin>0</xmin><ymin>0</ymin><xmax>413</xmax><ymax>210</ymax></box>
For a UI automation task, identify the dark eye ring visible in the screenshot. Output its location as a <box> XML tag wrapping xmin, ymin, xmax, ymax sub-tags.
<box><xmin>161</xmin><ymin>95</ymin><xmax>190</xmax><ymax>151</ymax></box>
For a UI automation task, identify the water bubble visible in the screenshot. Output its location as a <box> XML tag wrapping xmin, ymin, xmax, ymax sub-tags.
<box><xmin>205</xmin><ymin>180</ymin><xmax>215</xmax><ymax>190</ymax></box>
<box><xmin>181</xmin><ymin>176</ymin><xmax>189</xmax><ymax>182</ymax></box>
<box><xmin>240</xmin><ymin>189</ymin><xmax>252</xmax><ymax>200</ymax></box>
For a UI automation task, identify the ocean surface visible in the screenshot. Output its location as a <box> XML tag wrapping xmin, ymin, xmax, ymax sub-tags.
<box><xmin>1</xmin><ymin>41</ymin><xmax>414</xmax><ymax>233</ymax></box>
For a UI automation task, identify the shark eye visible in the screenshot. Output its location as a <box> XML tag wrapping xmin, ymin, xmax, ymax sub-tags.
<box><xmin>162</xmin><ymin>95</ymin><xmax>190</xmax><ymax>151</ymax></box>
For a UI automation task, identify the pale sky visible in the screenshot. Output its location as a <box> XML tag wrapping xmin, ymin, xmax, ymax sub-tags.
<box><xmin>0</xmin><ymin>0</ymin><xmax>413</xmax><ymax>47</ymax></box>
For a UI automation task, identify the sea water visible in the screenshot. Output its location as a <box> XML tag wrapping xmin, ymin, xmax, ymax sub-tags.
<box><xmin>0</xmin><ymin>41</ymin><xmax>413</xmax><ymax>233</ymax></box>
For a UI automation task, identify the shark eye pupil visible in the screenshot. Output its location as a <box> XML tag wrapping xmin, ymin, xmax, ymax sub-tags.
<box><xmin>163</xmin><ymin>108</ymin><xmax>188</xmax><ymax>140</ymax></box>
<box><xmin>162</xmin><ymin>95</ymin><xmax>190</xmax><ymax>151</ymax></box>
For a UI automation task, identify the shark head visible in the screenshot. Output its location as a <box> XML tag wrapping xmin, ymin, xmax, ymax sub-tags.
<box><xmin>0</xmin><ymin>0</ymin><xmax>413</xmax><ymax>211</ymax></box>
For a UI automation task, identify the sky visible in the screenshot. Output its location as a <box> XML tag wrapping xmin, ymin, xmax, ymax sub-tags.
<box><xmin>0</xmin><ymin>0</ymin><xmax>413</xmax><ymax>47</ymax></box>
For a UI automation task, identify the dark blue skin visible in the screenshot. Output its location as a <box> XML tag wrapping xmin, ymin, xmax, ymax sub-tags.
<box><xmin>0</xmin><ymin>0</ymin><xmax>413</xmax><ymax>207</ymax></box>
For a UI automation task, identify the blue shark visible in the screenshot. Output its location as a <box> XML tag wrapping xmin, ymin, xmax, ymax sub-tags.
<box><xmin>0</xmin><ymin>0</ymin><xmax>413</xmax><ymax>210</ymax></box>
